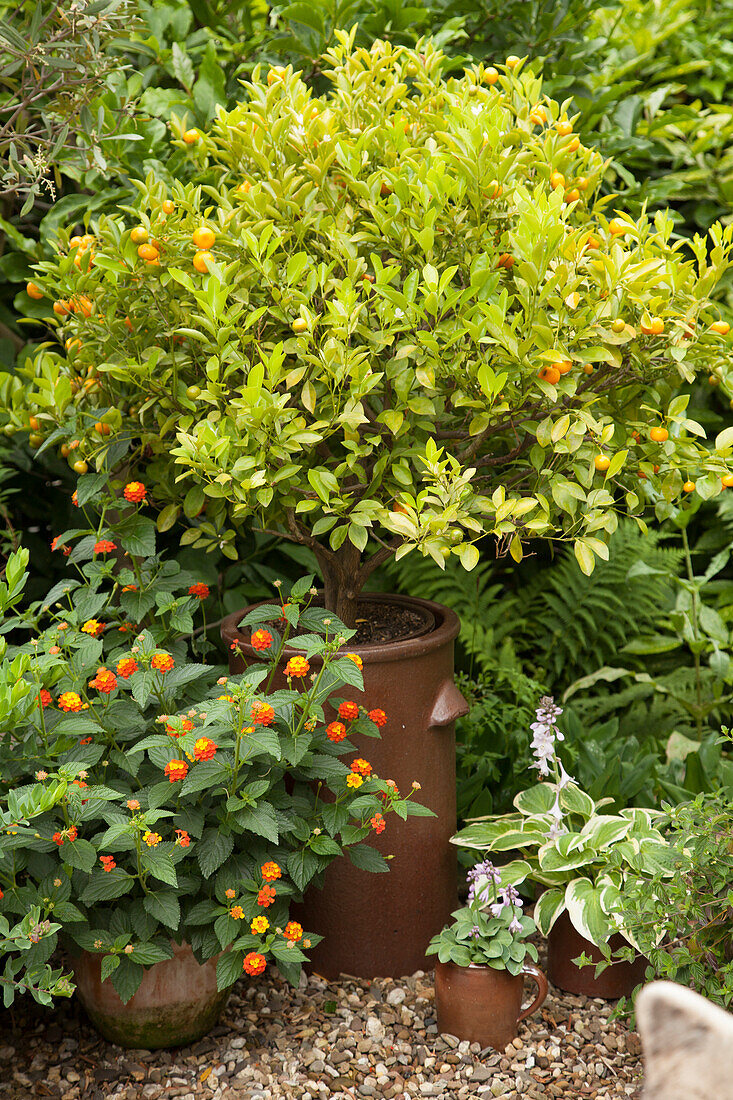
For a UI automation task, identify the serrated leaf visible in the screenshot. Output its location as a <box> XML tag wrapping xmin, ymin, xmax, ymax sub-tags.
<box><xmin>348</xmin><ymin>843</ymin><xmax>389</xmax><ymax>873</ymax></box>
<box><xmin>80</xmin><ymin>869</ymin><xmax>134</xmax><ymax>905</ymax></box>
<box><xmin>100</xmin><ymin>954</ymin><xmax>121</xmax><ymax>982</ymax></box>
<box><xmin>143</xmin><ymin>889</ymin><xmax>180</xmax><ymax>929</ymax></box>
<box><xmin>60</xmin><ymin>838</ymin><xmax>97</xmax><ymax>873</ymax></box>
<box><xmin>216</xmin><ymin>948</ymin><xmax>242</xmax><ymax>991</ymax></box>
<box><xmin>141</xmin><ymin>846</ymin><xmax>178</xmax><ymax>887</ymax></box>
<box><xmin>196</xmin><ymin>830</ymin><xmax>234</xmax><ymax>878</ymax></box>
<box><xmin>110</xmin><ymin>956</ymin><xmax>144</xmax><ymax>1004</ymax></box>
<box><xmin>235</xmin><ymin>804</ymin><xmax>279</xmax><ymax>844</ymax></box>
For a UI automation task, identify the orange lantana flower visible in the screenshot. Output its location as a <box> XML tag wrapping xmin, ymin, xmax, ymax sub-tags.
<box><xmin>123</xmin><ymin>481</ymin><xmax>146</xmax><ymax>503</ymax></box>
<box><xmin>257</xmin><ymin>885</ymin><xmax>276</xmax><ymax>907</ymax></box>
<box><xmin>261</xmin><ymin>861</ymin><xmax>282</xmax><ymax>882</ymax></box>
<box><xmin>350</xmin><ymin>758</ymin><xmax>372</xmax><ymax>777</ymax></box>
<box><xmin>251</xmin><ymin>701</ymin><xmax>274</xmax><ymax>726</ymax></box>
<box><xmin>243</xmin><ymin>951</ymin><xmax>266</xmax><ymax>976</ymax></box>
<box><xmin>284</xmin><ymin>921</ymin><xmax>303</xmax><ymax>942</ymax></box>
<box><xmin>284</xmin><ymin>656</ymin><xmax>309</xmax><ymax>678</ymax></box>
<box><xmin>164</xmin><ymin>759</ymin><xmax>188</xmax><ymax>783</ymax></box>
<box><xmin>193</xmin><ymin>737</ymin><xmax>217</xmax><ymax>761</ymax></box>
<box><xmin>326</xmin><ymin>721</ymin><xmax>347</xmax><ymax>743</ymax></box>
<box><xmin>58</xmin><ymin>691</ymin><xmax>83</xmax><ymax>712</ymax></box>
<box><xmin>89</xmin><ymin>667</ymin><xmax>117</xmax><ymax>694</ymax></box>
<box><xmin>117</xmin><ymin>657</ymin><xmax>139</xmax><ymax>678</ymax></box>
<box><xmin>151</xmin><ymin>652</ymin><xmax>174</xmax><ymax>673</ymax></box>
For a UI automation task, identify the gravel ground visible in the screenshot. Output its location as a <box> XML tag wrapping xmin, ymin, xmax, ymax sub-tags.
<box><xmin>0</xmin><ymin>966</ymin><xmax>642</xmax><ymax>1100</ymax></box>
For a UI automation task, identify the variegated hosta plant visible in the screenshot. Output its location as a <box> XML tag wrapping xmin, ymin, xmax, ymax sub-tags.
<box><xmin>451</xmin><ymin>697</ymin><xmax>672</xmax><ymax>949</ymax></box>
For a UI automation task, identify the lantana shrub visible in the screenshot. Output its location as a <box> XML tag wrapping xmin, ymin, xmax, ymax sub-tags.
<box><xmin>9</xmin><ymin>34</ymin><xmax>733</xmax><ymax>624</ymax></box>
<box><xmin>0</xmin><ymin>475</ymin><xmax>426</xmax><ymax>1003</ymax></box>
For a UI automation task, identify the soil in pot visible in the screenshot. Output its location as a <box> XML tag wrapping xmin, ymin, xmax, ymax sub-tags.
<box><xmin>547</xmin><ymin>911</ymin><xmax>648</xmax><ymax>998</ymax></box>
<box><xmin>73</xmin><ymin>941</ymin><xmax>229</xmax><ymax>1048</ymax></box>
<box><xmin>435</xmin><ymin>960</ymin><xmax>548</xmax><ymax>1049</ymax></box>
<box><xmin>222</xmin><ymin>593</ymin><xmax>468</xmax><ymax>980</ymax></box>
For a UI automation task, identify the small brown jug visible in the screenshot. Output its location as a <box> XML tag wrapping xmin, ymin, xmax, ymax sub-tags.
<box><xmin>435</xmin><ymin>960</ymin><xmax>548</xmax><ymax>1049</ymax></box>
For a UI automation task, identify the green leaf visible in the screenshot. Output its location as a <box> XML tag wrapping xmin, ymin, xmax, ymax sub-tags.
<box><xmin>192</xmin><ymin>39</ymin><xmax>226</xmax><ymax>120</ymax></box>
<box><xmin>181</xmin><ymin>760</ymin><xmax>229</xmax><ymax>797</ymax></box>
<box><xmin>533</xmin><ymin>887</ymin><xmax>566</xmax><ymax>936</ymax></box>
<box><xmin>127</xmin><ymin>941</ymin><xmax>174</xmax><ymax>965</ymax></box>
<box><xmin>287</xmin><ymin>848</ymin><xmax>322</xmax><ymax>890</ymax></box>
<box><xmin>310</xmin><ymin>834</ymin><xmax>342</xmax><ymax>857</ymax></box>
<box><xmin>559</xmin><ymin>784</ymin><xmax>595</xmax><ymax>818</ymax></box>
<box><xmin>171</xmin><ymin>42</ymin><xmax>195</xmax><ymax>89</ymax></box>
<box><xmin>348</xmin><ymin>843</ymin><xmax>389</xmax><ymax>873</ymax></box>
<box><xmin>60</xmin><ymin>838</ymin><xmax>97</xmax><ymax>874</ymax></box>
<box><xmin>564</xmin><ymin>878</ymin><xmax>612</xmax><ymax>948</ymax></box>
<box><xmin>101</xmin><ymin>954</ymin><xmax>121</xmax><ymax>983</ymax></box>
<box><xmin>141</xmin><ymin>847</ymin><xmax>178</xmax><ymax>888</ymax></box>
<box><xmin>513</xmin><ymin>785</ymin><xmax>556</xmax><ymax>815</ymax></box>
<box><xmin>235</xmin><ymin>804</ymin><xmax>279</xmax><ymax>844</ymax></box>
<box><xmin>157</xmin><ymin>504</ymin><xmax>181</xmax><ymax>532</ymax></box>
<box><xmin>574</xmin><ymin>540</ymin><xmax>596</xmax><ymax>576</ymax></box>
<box><xmin>143</xmin><ymin>890</ymin><xmax>180</xmax><ymax>930</ymax></box>
<box><xmin>75</xmin><ymin>473</ymin><xmax>107</xmax><ymax>506</ymax></box>
<box><xmin>116</xmin><ymin>514</ymin><xmax>156</xmax><ymax>558</ymax></box>
<box><xmin>110</xmin><ymin>957</ymin><xmax>144</xmax><ymax>1004</ymax></box>
<box><xmin>80</xmin><ymin>869</ymin><xmax>134</xmax><ymax>905</ymax></box>
<box><xmin>216</xmin><ymin>948</ymin><xmax>243</xmax><ymax>991</ymax></box>
<box><xmin>196</xmin><ymin>830</ymin><xmax>234</xmax><ymax>878</ymax></box>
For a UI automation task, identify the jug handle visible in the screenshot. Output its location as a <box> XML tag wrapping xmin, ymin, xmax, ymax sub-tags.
<box><xmin>518</xmin><ymin>963</ymin><xmax>548</xmax><ymax>1023</ymax></box>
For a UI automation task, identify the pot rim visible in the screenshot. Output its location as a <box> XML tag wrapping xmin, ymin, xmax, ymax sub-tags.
<box><xmin>221</xmin><ymin>592</ymin><xmax>461</xmax><ymax>663</ymax></box>
<box><xmin>436</xmin><ymin>959</ymin><xmax>516</xmax><ymax>973</ymax></box>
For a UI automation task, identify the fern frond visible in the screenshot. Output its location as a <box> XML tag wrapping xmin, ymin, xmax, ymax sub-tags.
<box><xmin>518</xmin><ymin>521</ymin><xmax>681</xmax><ymax>690</ymax></box>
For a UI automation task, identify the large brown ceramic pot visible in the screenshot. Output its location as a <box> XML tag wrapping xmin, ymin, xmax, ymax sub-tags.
<box><xmin>547</xmin><ymin>911</ymin><xmax>648</xmax><ymax>998</ymax></box>
<box><xmin>222</xmin><ymin>593</ymin><xmax>468</xmax><ymax>980</ymax></box>
<box><xmin>435</xmin><ymin>960</ymin><xmax>548</xmax><ymax>1049</ymax></box>
<box><xmin>74</xmin><ymin>942</ymin><xmax>229</xmax><ymax>1048</ymax></box>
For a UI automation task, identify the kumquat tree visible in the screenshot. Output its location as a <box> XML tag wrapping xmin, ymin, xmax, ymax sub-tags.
<box><xmin>7</xmin><ymin>32</ymin><xmax>733</xmax><ymax>626</ymax></box>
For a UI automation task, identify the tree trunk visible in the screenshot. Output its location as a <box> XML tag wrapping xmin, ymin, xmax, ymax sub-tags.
<box><xmin>315</xmin><ymin>542</ymin><xmax>363</xmax><ymax>630</ymax></box>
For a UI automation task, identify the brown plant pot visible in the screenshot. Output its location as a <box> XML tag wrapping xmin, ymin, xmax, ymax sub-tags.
<box><xmin>547</xmin><ymin>911</ymin><xmax>648</xmax><ymax>999</ymax></box>
<box><xmin>435</xmin><ymin>960</ymin><xmax>548</xmax><ymax>1049</ymax></box>
<box><xmin>73</xmin><ymin>942</ymin><xmax>229</xmax><ymax>1048</ymax></box>
<box><xmin>222</xmin><ymin>592</ymin><xmax>468</xmax><ymax>980</ymax></box>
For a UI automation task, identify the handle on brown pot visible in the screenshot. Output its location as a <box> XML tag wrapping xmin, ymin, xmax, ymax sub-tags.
<box><xmin>517</xmin><ymin>963</ymin><xmax>549</xmax><ymax>1023</ymax></box>
<box><xmin>430</xmin><ymin>680</ymin><xmax>469</xmax><ymax>727</ymax></box>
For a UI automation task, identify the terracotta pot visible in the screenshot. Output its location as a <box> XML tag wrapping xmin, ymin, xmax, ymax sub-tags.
<box><xmin>435</xmin><ymin>960</ymin><xmax>548</xmax><ymax>1049</ymax></box>
<box><xmin>222</xmin><ymin>592</ymin><xmax>468</xmax><ymax>980</ymax></box>
<box><xmin>547</xmin><ymin>911</ymin><xmax>648</xmax><ymax>998</ymax></box>
<box><xmin>73</xmin><ymin>942</ymin><xmax>229</xmax><ymax>1048</ymax></box>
